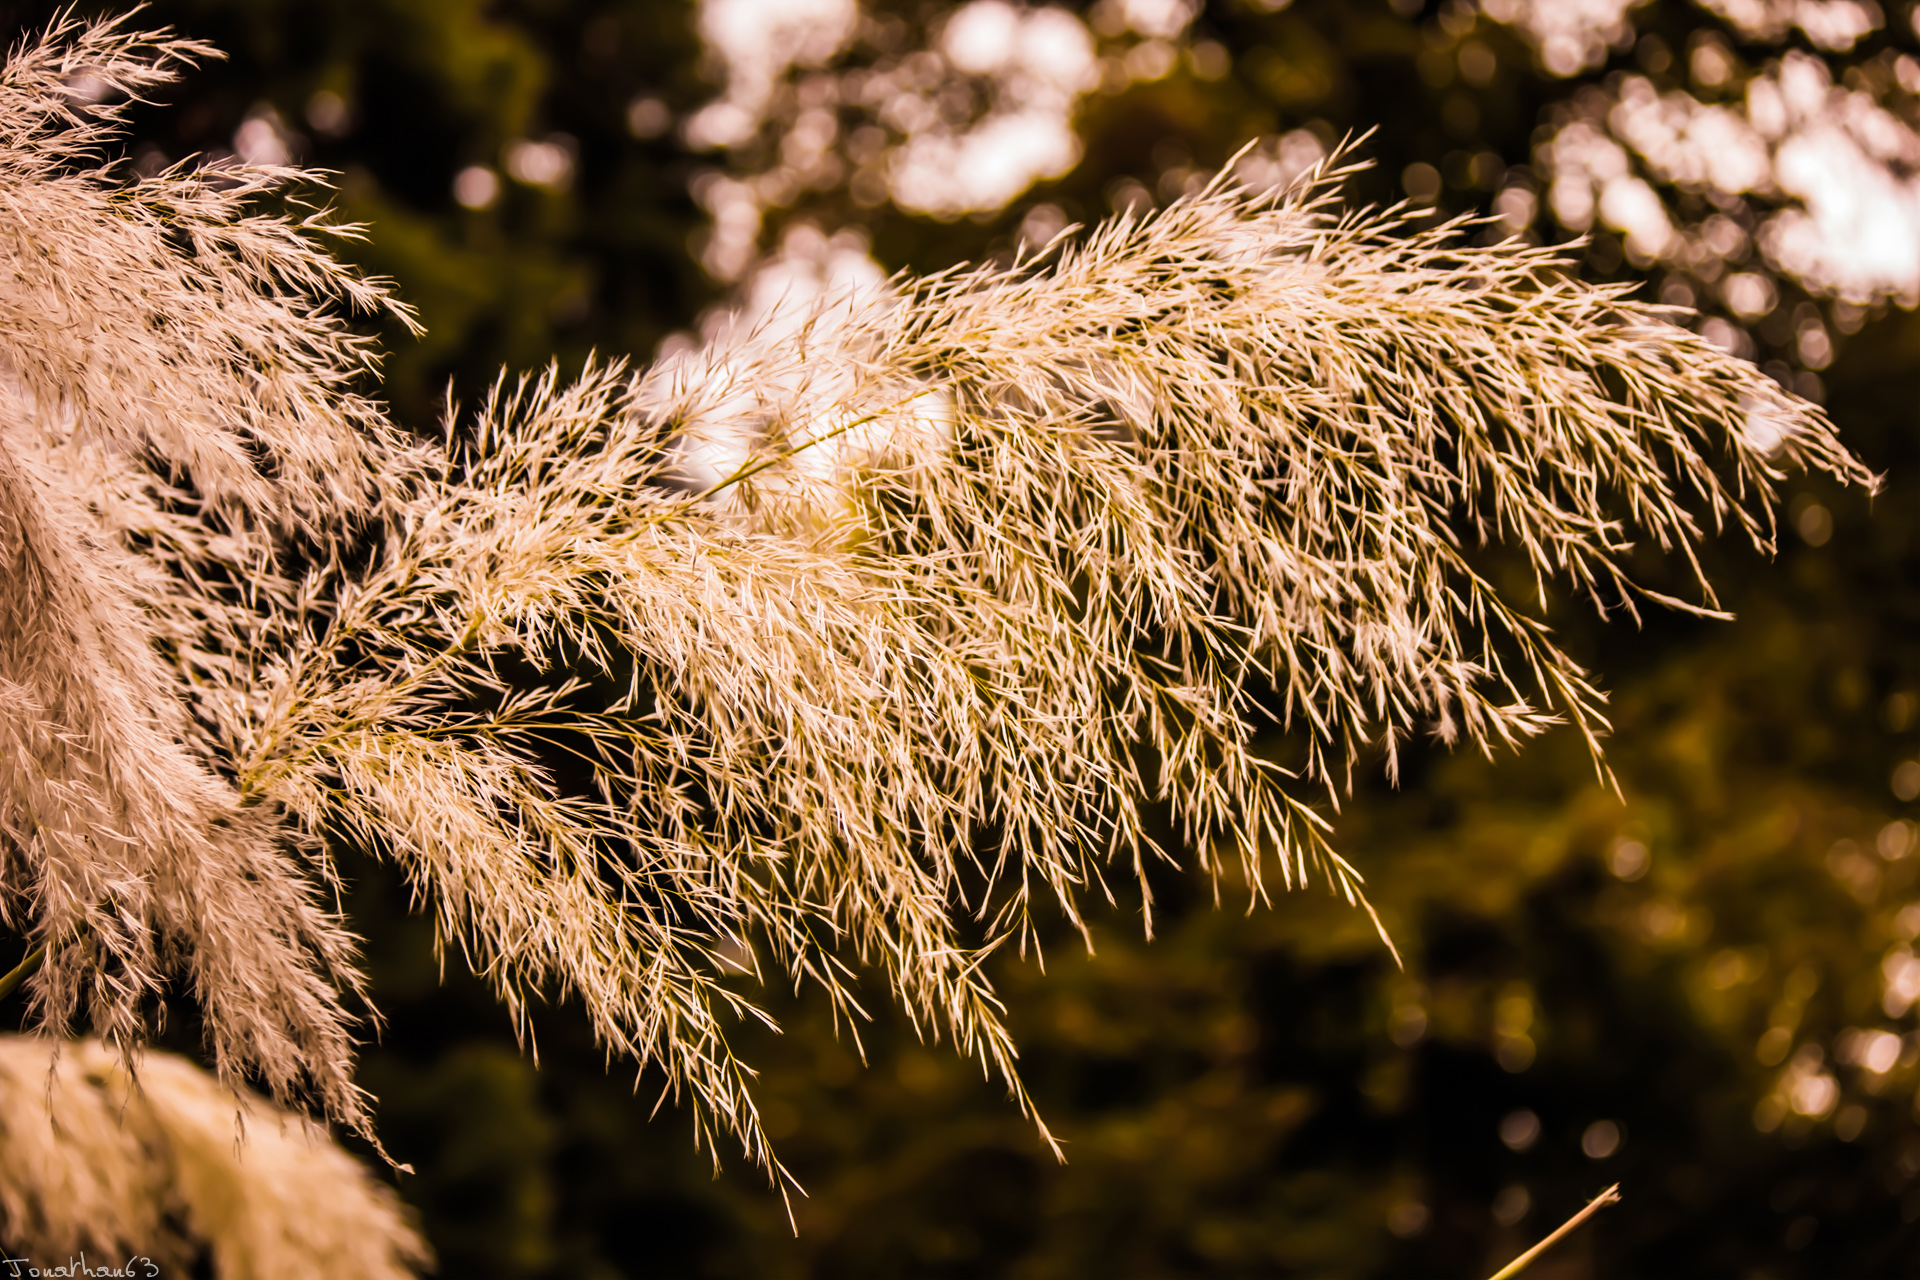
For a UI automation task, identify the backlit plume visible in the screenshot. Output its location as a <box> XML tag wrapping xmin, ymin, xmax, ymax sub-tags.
<box><xmin>0</xmin><ymin>11</ymin><xmax>1871</xmax><ymax>1214</ymax></box>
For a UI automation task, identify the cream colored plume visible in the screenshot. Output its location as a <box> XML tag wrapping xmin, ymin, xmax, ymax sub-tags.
<box><xmin>0</xmin><ymin>13</ymin><xmax>416</xmax><ymax>1138</ymax></box>
<box><xmin>0</xmin><ymin>11</ymin><xmax>1877</xmax><ymax>1200</ymax></box>
<box><xmin>0</xmin><ymin>1036</ymin><xmax>428</xmax><ymax>1277</ymax></box>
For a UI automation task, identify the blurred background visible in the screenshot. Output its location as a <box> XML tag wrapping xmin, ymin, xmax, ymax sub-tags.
<box><xmin>5</xmin><ymin>0</ymin><xmax>1919</xmax><ymax>1274</ymax></box>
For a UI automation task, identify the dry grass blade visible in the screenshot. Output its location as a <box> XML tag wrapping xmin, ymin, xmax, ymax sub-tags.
<box><xmin>1486</xmin><ymin>1183</ymin><xmax>1622</xmax><ymax>1280</ymax></box>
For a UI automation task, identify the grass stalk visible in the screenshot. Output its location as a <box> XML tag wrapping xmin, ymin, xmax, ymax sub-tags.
<box><xmin>1486</xmin><ymin>1183</ymin><xmax>1622</xmax><ymax>1280</ymax></box>
<box><xmin>0</xmin><ymin>946</ymin><xmax>46</xmax><ymax>1002</ymax></box>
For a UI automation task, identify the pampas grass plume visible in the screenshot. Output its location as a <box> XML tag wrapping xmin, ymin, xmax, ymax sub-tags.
<box><xmin>0</xmin><ymin>12</ymin><xmax>1876</xmax><ymax>1200</ymax></box>
<box><xmin>0</xmin><ymin>1035</ymin><xmax>429</xmax><ymax>1276</ymax></box>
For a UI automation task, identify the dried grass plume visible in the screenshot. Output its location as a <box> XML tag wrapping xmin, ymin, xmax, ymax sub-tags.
<box><xmin>0</xmin><ymin>1035</ymin><xmax>428</xmax><ymax>1276</ymax></box>
<box><xmin>0</xmin><ymin>13</ymin><xmax>1875</xmax><ymax>1194</ymax></box>
<box><xmin>0</xmin><ymin>11</ymin><xmax>416</xmax><ymax>1140</ymax></box>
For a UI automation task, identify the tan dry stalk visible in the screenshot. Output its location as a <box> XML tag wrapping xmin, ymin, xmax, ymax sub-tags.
<box><xmin>1486</xmin><ymin>1183</ymin><xmax>1622</xmax><ymax>1280</ymax></box>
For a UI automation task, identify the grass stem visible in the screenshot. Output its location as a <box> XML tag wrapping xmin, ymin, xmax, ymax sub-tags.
<box><xmin>1486</xmin><ymin>1183</ymin><xmax>1621</xmax><ymax>1280</ymax></box>
<box><xmin>0</xmin><ymin>946</ymin><xmax>46</xmax><ymax>1002</ymax></box>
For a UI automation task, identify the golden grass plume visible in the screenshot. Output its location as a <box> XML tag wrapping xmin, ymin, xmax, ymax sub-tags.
<box><xmin>0</xmin><ymin>13</ymin><xmax>1874</xmax><ymax>1191</ymax></box>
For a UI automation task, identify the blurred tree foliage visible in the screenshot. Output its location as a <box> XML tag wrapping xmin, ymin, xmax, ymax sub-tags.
<box><xmin>4</xmin><ymin>0</ymin><xmax>1919</xmax><ymax>1275</ymax></box>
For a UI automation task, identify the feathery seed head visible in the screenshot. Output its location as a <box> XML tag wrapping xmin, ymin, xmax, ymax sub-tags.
<box><xmin>0</xmin><ymin>16</ymin><xmax>1874</xmax><ymax>1196</ymax></box>
<box><xmin>0</xmin><ymin>1035</ymin><xmax>428</xmax><ymax>1276</ymax></box>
